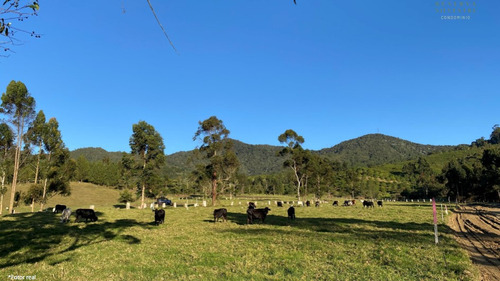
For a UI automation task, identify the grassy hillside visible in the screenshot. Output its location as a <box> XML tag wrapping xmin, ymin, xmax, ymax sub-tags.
<box><xmin>0</xmin><ymin>182</ymin><xmax>124</xmax><ymax>214</ymax></box>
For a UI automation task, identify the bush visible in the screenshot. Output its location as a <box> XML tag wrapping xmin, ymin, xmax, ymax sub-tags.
<box><xmin>118</xmin><ymin>190</ymin><xmax>135</xmax><ymax>203</ymax></box>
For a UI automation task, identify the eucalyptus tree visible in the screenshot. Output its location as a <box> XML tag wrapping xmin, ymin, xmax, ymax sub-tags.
<box><xmin>24</xmin><ymin>110</ymin><xmax>46</xmax><ymax>184</ymax></box>
<box><xmin>490</xmin><ymin>124</ymin><xmax>500</xmax><ymax>145</ymax></box>
<box><xmin>278</xmin><ymin>129</ymin><xmax>307</xmax><ymax>200</ymax></box>
<box><xmin>39</xmin><ymin>117</ymin><xmax>70</xmax><ymax>210</ymax></box>
<box><xmin>129</xmin><ymin>121</ymin><xmax>165</xmax><ymax>209</ymax></box>
<box><xmin>1</xmin><ymin>80</ymin><xmax>36</xmax><ymax>214</ymax></box>
<box><xmin>481</xmin><ymin>147</ymin><xmax>500</xmax><ymax>200</ymax></box>
<box><xmin>193</xmin><ymin>116</ymin><xmax>238</xmax><ymax>206</ymax></box>
<box><xmin>0</xmin><ymin>122</ymin><xmax>13</xmax><ymax>215</ymax></box>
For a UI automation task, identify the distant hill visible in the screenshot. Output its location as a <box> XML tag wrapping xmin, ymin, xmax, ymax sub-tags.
<box><xmin>70</xmin><ymin>134</ymin><xmax>456</xmax><ymax>175</ymax></box>
<box><xmin>70</xmin><ymin>147</ymin><xmax>124</xmax><ymax>163</ymax></box>
<box><xmin>317</xmin><ymin>134</ymin><xmax>454</xmax><ymax>167</ymax></box>
<box><xmin>164</xmin><ymin>140</ymin><xmax>284</xmax><ymax>176</ymax></box>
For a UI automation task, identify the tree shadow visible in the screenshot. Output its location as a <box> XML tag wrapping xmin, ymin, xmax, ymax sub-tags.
<box><xmin>0</xmin><ymin>212</ymin><xmax>151</xmax><ymax>269</ymax></box>
<box><xmin>224</xmin><ymin>211</ymin><xmax>454</xmax><ymax>244</ymax></box>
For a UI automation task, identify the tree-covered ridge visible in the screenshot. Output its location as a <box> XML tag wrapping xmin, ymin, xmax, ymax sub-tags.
<box><xmin>70</xmin><ymin>134</ymin><xmax>455</xmax><ymax>176</ymax></box>
<box><xmin>70</xmin><ymin>147</ymin><xmax>124</xmax><ymax>163</ymax></box>
<box><xmin>318</xmin><ymin>133</ymin><xmax>454</xmax><ymax>167</ymax></box>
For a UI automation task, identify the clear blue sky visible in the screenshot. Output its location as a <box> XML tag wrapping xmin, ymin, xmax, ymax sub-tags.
<box><xmin>1</xmin><ymin>1</ymin><xmax>499</xmax><ymax>155</ymax></box>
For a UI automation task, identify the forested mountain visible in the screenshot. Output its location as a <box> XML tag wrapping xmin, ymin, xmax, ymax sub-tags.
<box><xmin>317</xmin><ymin>134</ymin><xmax>454</xmax><ymax>167</ymax></box>
<box><xmin>163</xmin><ymin>140</ymin><xmax>284</xmax><ymax>176</ymax></box>
<box><xmin>70</xmin><ymin>147</ymin><xmax>124</xmax><ymax>163</ymax></box>
<box><xmin>70</xmin><ymin>134</ymin><xmax>455</xmax><ymax>176</ymax></box>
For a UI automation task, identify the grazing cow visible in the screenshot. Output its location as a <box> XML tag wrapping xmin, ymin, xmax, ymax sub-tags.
<box><xmin>213</xmin><ymin>208</ymin><xmax>227</xmax><ymax>223</ymax></box>
<box><xmin>277</xmin><ymin>201</ymin><xmax>283</xmax><ymax>207</ymax></box>
<box><xmin>363</xmin><ymin>201</ymin><xmax>374</xmax><ymax>208</ymax></box>
<box><xmin>351</xmin><ymin>199</ymin><xmax>356</xmax><ymax>205</ymax></box>
<box><xmin>333</xmin><ymin>201</ymin><xmax>339</xmax><ymax>206</ymax></box>
<box><xmin>343</xmin><ymin>200</ymin><xmax>353</xmax><ymax>206</ymax></box>
<box><xmin>60</xmin><ymin>208</ymin><xmax>71</xmax><ymax>223</ymax></box>
<box><xmin>247</xmin><ymin>207</ymin><xmax>271</xmax><ymax>224</ymax></box>
<box><xmin>53</xmin><ymin>204</ymin><xmax>66</xmax><ymax>213</ymax></box>
<box><xmin>306</xmin><ymin>200</ymin><xmax>311</xmax><ymax>207</ymax></box>
<box><xmin>377</xmin><ymin>200</ymin><xmax>383</xmax><ymax>207</ymax></box>
<box><xmin>315</xmin><ymin>201</ymin><xmax>320</xmax><ymax>207</ymax></box>
<box><xmin>287</xmin><ymin>206</ymin><xmax>295</xmax><ymax>220</ymax></box>
<box><xmin>75</xmin><ymin>209</ymin><xmax>98</xmax><ymax>222</ymax></box>
<box><xmin>248</xmin><ymin>202</ymin><xmax>256</xmax><ymax>209</ymax></box>
<box><xmin>154</xmin><ymin>209</ymin><xmax>165</xmax><ymax>225</ymax></box>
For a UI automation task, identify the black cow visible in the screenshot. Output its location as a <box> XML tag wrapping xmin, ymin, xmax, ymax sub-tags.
<box><xmin>53</xmin><ymin>204</ymin><xmax>66</xmax><ymax>213</ymax></box>
<box><xmin>213</xmin><ymin>208</ymin><xmax>227</xmax><ymax>223</ymax></box>
<box><xmin>363</xmin><ymin>201</ymin><xmax>374</xmax><ymax>208</ymax></box>
<box><xmin>248</xmin><ymin>202</ymin><xmax>256</xmax><ymax>209</ymax></box>
<box><xmin>154</xmin><ymin>209</ymin><xmax>165</xmax><ymax>225</ymax></box>
<box><xmin>333</xmin><ymin>201</ymin><xmax>339</xmax><ymax>206</ymax></box>
<box><xmin>343</xmin><ymin>200</ymin><xmax>352</xmax><ymax>206</ymax></box>
<box><xmin>75</xmin><ymin>209</ymin><xmax>98</xmax><ymax>222</ymax></box>
<box><xmin>315</xmin><ymin>201</ymin><xmax>320</xmax><ymax>207</ymax></box>
<box><xmin>287</xmin><ymin>206</ymin><xmax>295</xmax><ymax>220</ymax></box>
<box><xmin>306</xmin><ymin>200</ymin><xmax>311</xmax><ymax>207</ymax></box>
<box><xmin>247</xmin><ymin>207</ymin><xmax>271</xmax><ymax>224</ymax></box>
<box><xmin>277</xmin><ymin>201</ymin><xmax>283</xmax><ymax>207</ymax></box>
<box><xmin>377</xmin><ymin>200</ymin><xmax>383</xmax><ymax>207</ymax></box>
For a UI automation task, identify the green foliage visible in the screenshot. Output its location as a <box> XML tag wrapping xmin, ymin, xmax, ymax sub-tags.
<box><xmin>193</xmin><ymin>116</ymin><xmax>239</xmax><ymax>204</ymax></box>
<box><xmin>118</xmin><ymin>189</ymin><xmax>135</xmax><ymax>203</ymax></box>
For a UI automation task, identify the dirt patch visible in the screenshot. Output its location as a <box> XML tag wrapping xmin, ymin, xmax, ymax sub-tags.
<box><xmin>449</xmin><ymin>204</ymin><xmax>500</xmax><ymax>281</ymax></box>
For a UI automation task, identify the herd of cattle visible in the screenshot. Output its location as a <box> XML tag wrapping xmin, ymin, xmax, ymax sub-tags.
<box><xmin>53</xmin><ymin>198</ymin><xmax>384</xmax><ymax>225</ymax></box>
<box><xmin>53</xmin><ymin>204</ymin><xmax>98</xmax><ymax>223</ymax></box>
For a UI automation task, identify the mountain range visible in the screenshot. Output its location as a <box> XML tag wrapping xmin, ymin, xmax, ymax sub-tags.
<box><xmin>70</xmin><ymin>134</ymin><xmax>456</xmax><ymax>176</ymax></box>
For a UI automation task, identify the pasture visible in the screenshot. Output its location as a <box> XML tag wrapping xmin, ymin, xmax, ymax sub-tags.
<box><xmin>0</xmin><ymin>187</ymin><xmax>478</xmax><ymax>280</ymax></box>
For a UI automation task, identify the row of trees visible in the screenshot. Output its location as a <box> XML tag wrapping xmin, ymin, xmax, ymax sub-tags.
<box><xmin>2</xmin><ymin>81</ymin><xmax>498</xmax><ymax>211</ymax></box>
<box><xmin>0</xmin><ymin>81</ymin><xmax>71</xmax><ymax>214</ymax></box>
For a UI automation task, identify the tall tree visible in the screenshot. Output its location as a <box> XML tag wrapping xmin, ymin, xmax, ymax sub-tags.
<box><xmin>193</xmin><ymin>116</ymin><xmax>235</xmax><ymax>206</ymax></box>
<box><xmin>39</xmin><ymin>117</ymin><xmax>66</xmax><ymax>210</ymax></box>
<box><xmin>481</xmin><ymin>147</ymin><xmax>500</xmax><ymax>200</ymax></box>
<box><xmin>278</xmin><ymin>129</ymin><xmax>307</xmax><ymax>200</ymax></box>
<box><xmin>0</xmin><ymin>122</ymin><xmax>13</xmax><ymax>215</ymax></box>
<box><xmin>490</xmin><ymin>124</ymin><xmax>500</xmax><ymax>145</ymax></box>
<box><xmin>1</xmin><ymin>80</ymin><xmax>36</xmax><ymax>214</ymax></box>
<box><xmin>129</xmin><ymin>121</ymin><xmax>165</xmax><ymax>209</ymax></box>
<box><xmin>24</xmin><ymin>110</ymin><xmax>46</xmax><ymax>211</ymax></box>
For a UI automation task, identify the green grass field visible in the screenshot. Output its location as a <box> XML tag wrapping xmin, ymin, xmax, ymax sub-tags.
<box><xmin>0</xmin><ymin>183</ymin><xmax>479</xmax><ymax>280</ymax></box>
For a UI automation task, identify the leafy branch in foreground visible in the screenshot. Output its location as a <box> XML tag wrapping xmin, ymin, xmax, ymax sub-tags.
<box><xmin>0</xmin><ymin>0</ymin><xmax>40</xmax><ymax>56</ymax></box>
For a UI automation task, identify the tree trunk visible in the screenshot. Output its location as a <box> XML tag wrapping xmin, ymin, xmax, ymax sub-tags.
<box><xmin>211</xmin><ymin>171</ymin><xmax>217</xmax><ymax>206</ymax></box>
<box><xmin>0</xmin><ymin>172</ymin><xmax>5</xmax><ymax>215</ymax></box>
<box><xmin>34</xmin><ymin>142</ymin><xmax>42</xmax><ymax>184</ymax></box>
<box><xmin>40</xmin><ymin>178</ymin><xmax>48</xmax><ymax>211</ymax></box>
<box><xmin>140</xmin><ymin>159</ymin><xmax>146</xmax><ymax>209</ymax></box>
<box><xmin>9</xmin><ymin>118</ymin><xmax>24</xmax><ymax>214</ymax></box>
<box><xmin>141</xmin><ymin>183</ymin><xmax>145</xmax><ymax>209</ymax></box>
<box><xmin>40</xmin><ymin>152</ymin><xmax>52</xmax><ymax>211</ymax></box>
<box><xmin>31</xmin><ymin>197</ymin><xmax>35</xmax><ymax>213</ymax></box>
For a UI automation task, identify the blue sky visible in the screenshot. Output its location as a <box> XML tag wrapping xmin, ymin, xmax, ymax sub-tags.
<box><xmin>1</xmin><ymin>0</ymin><xmax>499</xmax><ymax>155</ymax></box>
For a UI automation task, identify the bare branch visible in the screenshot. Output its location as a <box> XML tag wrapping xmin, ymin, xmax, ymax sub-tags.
<box><xmin>146</xmin><ymin>0</ymin><xmax>178</xmax><ymax>53</ymax></box>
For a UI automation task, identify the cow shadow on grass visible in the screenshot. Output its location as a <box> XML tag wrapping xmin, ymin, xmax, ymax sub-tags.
<box><xmin>0</xmin><ymin>212</ymin><xmax>151</xmax><ymax>269</ymax></box>
<box><xmin>224</xmin><ymin>211</ymin><xmax>456</xmax><ymax>245</ymax></box>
